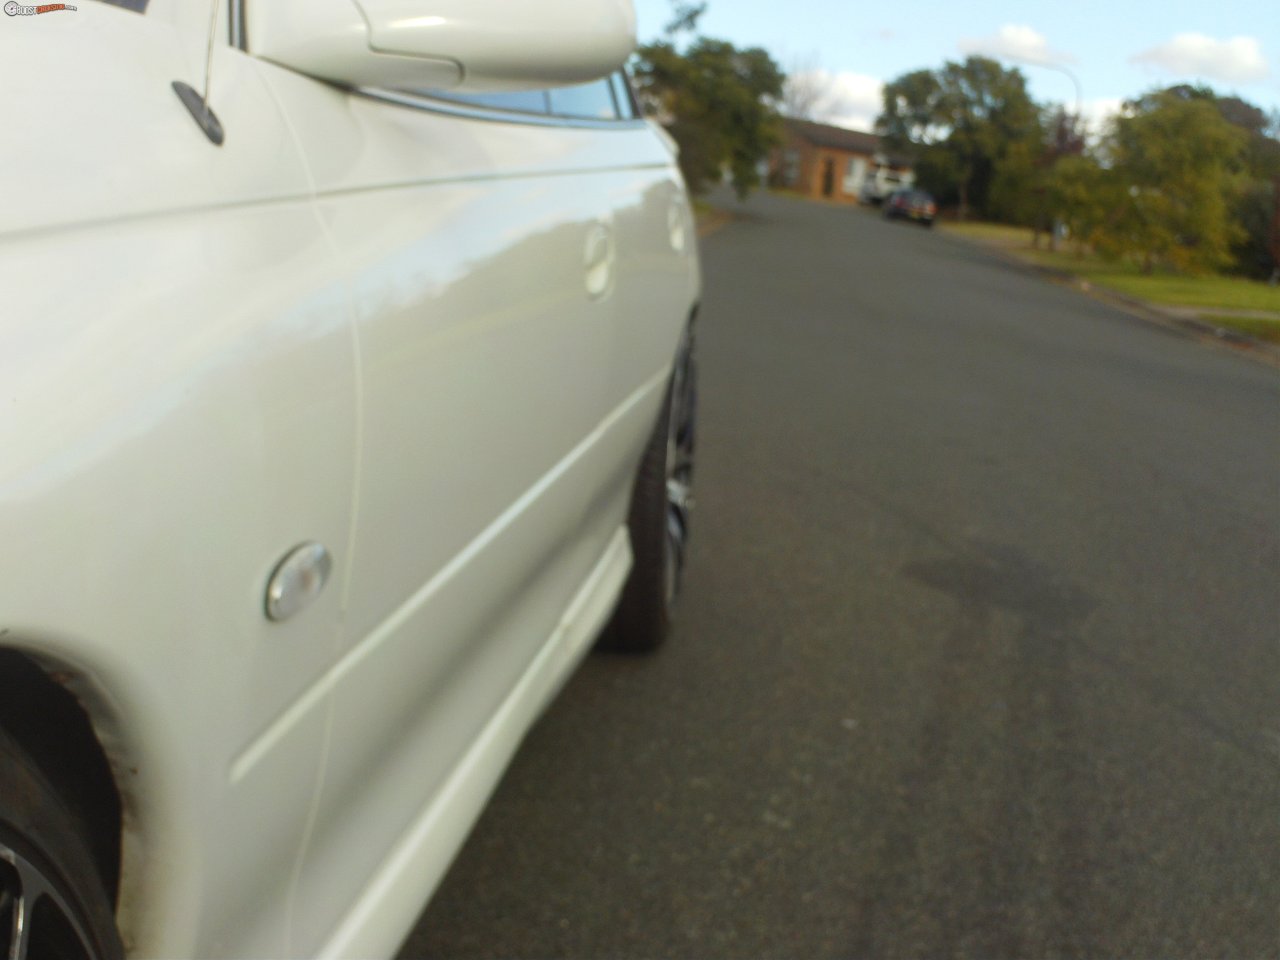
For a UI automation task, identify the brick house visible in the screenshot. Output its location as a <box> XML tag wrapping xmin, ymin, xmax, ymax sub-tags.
<box><xmin>771</xmin><ymin>118</ymin><xmax>915</xmax><ymax>203</ymax></box>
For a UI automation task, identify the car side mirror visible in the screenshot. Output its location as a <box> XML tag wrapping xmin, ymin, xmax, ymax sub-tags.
<box><xmin>247</xmin><ymin>0</ymin><xmax>636</xmax><ymax>93</ymax></box>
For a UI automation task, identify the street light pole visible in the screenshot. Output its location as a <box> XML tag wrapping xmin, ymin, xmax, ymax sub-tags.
<box><xmin>1037</xmin><ymin>61</ymin><xmax>1083</xmax><ymax>121</ymax></box>
<box><xmin>1004</xmin><ymin>57</ymin><xmax>1084</xmax><ymax>251</ymax></box>
<box><xmin>1002</xmin><ymin>56</ymin><xmax>1084</xmax><ymax>128</ymax></box>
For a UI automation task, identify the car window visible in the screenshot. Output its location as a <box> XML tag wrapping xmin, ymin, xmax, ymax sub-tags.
<box><xmin>427</xmin><ymin>89</ymin><xmax>551</xmax><ymax>115</ymax></box>
<box><xmin>93</xmin><ymin>0</ymin><xmax>148</xmax><ymax>9</ymax></box>
<box><xmin>416</xmin><ymin>73</ymin><xmax>638</xmax><ymax>123</ymax></box>
<box><xmin>547</xmin><ymin>79</ymin><xmax>618</xmax><ymax>120</ymax></box>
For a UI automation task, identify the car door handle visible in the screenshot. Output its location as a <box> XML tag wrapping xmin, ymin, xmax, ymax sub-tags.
<box><xmin>583</xmin><ymin>222</ymin><xmax>615</xmax><ymax>300</ymax></box>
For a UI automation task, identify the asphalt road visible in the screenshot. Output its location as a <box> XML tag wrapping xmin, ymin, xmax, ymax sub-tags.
<box><xmin>401</xmin><ymin>192</ymin><xmax>1280</xmax><ymax>958</ymax></box>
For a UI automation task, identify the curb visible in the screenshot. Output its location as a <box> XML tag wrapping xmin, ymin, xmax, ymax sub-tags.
<box><xmin>947</xmin><ymin>235</ymin><xmax>1280</xmax><ymax>369</ymax></box>
<box><xmin>1051</xmin><ymin>272</ymin><xmax>1280</xmax><ymax>369</ymax></box>
<box><xmin>695</xmin><ymin>207</ymin><xmax>733</xmax><ymax>239</ymax></box>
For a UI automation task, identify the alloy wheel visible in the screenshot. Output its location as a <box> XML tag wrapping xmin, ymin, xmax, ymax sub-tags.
<box><xmin>1</xmin><ymin>837</ymin><xmax>96</xmax><ymax>960</ymax></box>
<box><xmin>663</xmin><ymin>330</ymin><xmax>696</xmax><ymax>609</ymax></box>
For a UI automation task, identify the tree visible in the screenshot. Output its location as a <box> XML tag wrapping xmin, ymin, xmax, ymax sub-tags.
<box><xmin>1093</xmin><ymin>91</ymin><xmax>1248</xmax><ymax>273</ymax></box>
<box><xmin>987</xmin><ymin>134</ymin><xmax>1041</xmax><ymax>225</ymax></box>
<box><xmin>1028</xmin><ymin>106</ymin><xmax>1087</xmax><ymax>248</ymax></box>
<box><xmin>877</xmin><ymin>57</ymin><xmax>1042</xmax><ymax>220</ymax></box>
<box><xmin>877</xmin><ymin>69</ymin><xmax>946</xmax><ymax>148</ymax></box>
<box><xmin>1198</xmin><ymin>91</ymin><xmax>1280</xmax><ymax>279</ymax></box>
<box><xmin>1043</xmin><ymin>105</ymin><xmax>1087</xmax><ymax>159</ymax></box>
<box><xmin>661</xmin><ymin>1</ymin><xmax>706</xmax><ymax>36</ymax></box>
<box><xmin>1047</xmin><ymin>154</ymin><xmax>1124</xmax><ymax>256</ymax></box>
<box><xmin>1117</xmin><ymin>84</ymin><xmax>1280</xmax><ymax>276</ymax></box>
<box><xmin>633</xmin><ymin>37</ymin><xmax>784</xmax><ymax>198</ymax></box>
<box><xmin>1234</xmin><ymin>178</ymin><xmax>1279</xmax><ymax>280</ymax></box>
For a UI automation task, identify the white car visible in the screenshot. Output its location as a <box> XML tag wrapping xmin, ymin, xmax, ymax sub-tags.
<box><xmin>0</xmin><ymin>1</ymin><xmax>700</xmax><ymax>957</ymax></box>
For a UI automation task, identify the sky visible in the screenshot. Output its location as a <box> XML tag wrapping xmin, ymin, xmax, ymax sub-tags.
<box><xmin>631</xmin><ymin>0</ymin><xmax>1280</xmax><ymax>135</ymax></box>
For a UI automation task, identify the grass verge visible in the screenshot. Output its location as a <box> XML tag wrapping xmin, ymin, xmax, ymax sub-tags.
<box><xmin>942</xmin><ymin>222</ymin><xmax>1280</xmax><ymax>314</ymax></box>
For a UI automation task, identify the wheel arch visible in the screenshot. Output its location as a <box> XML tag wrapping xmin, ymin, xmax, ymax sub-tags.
<box><xmin>0</xmin><ymin>645</ymin><xmax>129</xmax><ymax>910</ymax></box>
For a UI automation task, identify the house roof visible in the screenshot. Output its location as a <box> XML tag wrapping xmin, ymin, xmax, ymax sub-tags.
<box><xmin>785</xmin><ymin>118</ymin><xmax>881</xmax><ymax>154</ymax></box>
<box><xmin>784</xmin><ymin>118</ymin><xmax>914</xmax><ymax>168</ymax></box>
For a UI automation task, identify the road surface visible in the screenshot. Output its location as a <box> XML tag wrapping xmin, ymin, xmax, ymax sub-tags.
<box><xmin>401</xmin><ymin>191</ymin><xmax>1280</xmax><ymax>958</ymax></box>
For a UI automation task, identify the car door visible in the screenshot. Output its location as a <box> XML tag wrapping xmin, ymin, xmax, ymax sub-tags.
<box><xmin>248</xmin><ymin>57</ymin><xmax>686</xmax><ymax>950</ymax></box>
<box><xmin>0</xmin><ymin>2</ymin><xmax>357</xmax><ymax>955</ymax></box>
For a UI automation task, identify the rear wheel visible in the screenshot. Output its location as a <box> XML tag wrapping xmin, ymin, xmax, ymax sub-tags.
<box><xmin>0</xmin><ymin>729</ymin><xmax>122</xmax><ymax>960</ymax></box>
<box><xmin>599</xmin><ymin>320</ymin><xmax>697</xmax><ymax>653</ymax></box>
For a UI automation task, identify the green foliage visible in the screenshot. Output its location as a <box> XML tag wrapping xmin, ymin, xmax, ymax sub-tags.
<box><xmin>1047</xmin><ymin>154</ymin><xmax>1123</xmax><ymax>255</ymax></box>
<box><xmin>1044</xmin><ymin>84</ymin><xmax>1277</xmax><ymax>277</ymax></box>
<box><xmin>1232</xmin><ymin>178</ymin><xmax>1278</xmax><ymax>280</ymax></box>
<box><xmin>877</xmin><ymin>69</ymin><xmax>945</xmax><ymax>147</ymax></box>
<box><xmin>633</xmin><ymin>38</ymin><xmax>784</xmax><ymax>198</ymax></box>
<box><xmin>987</xmin><ymin>135</ymin><xmax>1042</xmax><ymax>225</ymax></box>
<box><xmin>877</xmin><ymin>57</ymin><xmax>1042</xmax><ymax>220</ymax></box>
<box><xmin>1094</xmin><ymin>92</ymin><xmax>1248</xmax><ymax>274</ymax></box>
<box><xmin>910</xmin><ymin>147</ymin><xmax>963</xmax><ymax>207</ymax></box>
<box><xmin>662</xmin><ymin>1</ymin><xmax>706</xmax><ymax>35</ymax></box>
<box><xmin>1214</xmin><ymin>96</ymin><xmax>1280</xmax><ymax>279</ymax></box>
<box><xmin>1016</xmin><ymin>106</ymin><xmax>1088</xmax><ymax>239</ymax></box>
<box><xmin>877</xmin><ymin>62</ymin><xmax>1276</xmax><ymax>277</ymax></box>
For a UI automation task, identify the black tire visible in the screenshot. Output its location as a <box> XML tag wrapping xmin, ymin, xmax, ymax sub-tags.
<box><xmin>0</xmin><ymin>727</ymin><xmax>122</xmax><ymax>960</ymax></box>
<box><xmin>598</xmin><ymin>321</ymin><xmax>697</xmax><ymax>653</ymax></box>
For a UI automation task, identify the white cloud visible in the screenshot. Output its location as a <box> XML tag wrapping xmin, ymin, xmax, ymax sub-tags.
<box><xmin>1080</xmin><ymin>97</ymin><xmax>1124</xmax><ymax>139</ymax></box>
<box><xmin>958</xmin><ymin>24</ymin><xmax>1076</xmax><ymax>67</ymax></box>
<box><xmin>1130</xmin><ymin>34</ymin><xmax>1269</xmax><ymax>84</ymax></box>
<box><xmin>787</xmin><ymin>69</ymin><xmax>884</xmax><ymax>132</ymax></box>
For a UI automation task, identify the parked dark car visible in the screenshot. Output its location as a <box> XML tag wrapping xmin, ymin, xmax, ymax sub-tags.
<box><xmin>883</xmin><ymin>188</ymin><xmax>937</xmax><ymax>226</ymax></box>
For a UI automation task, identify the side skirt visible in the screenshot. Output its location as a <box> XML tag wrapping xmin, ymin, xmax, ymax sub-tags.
<box><xmin>315</xmin><ymin>526</ymin><xmax>633</xmax><ymax>960</ymax></box>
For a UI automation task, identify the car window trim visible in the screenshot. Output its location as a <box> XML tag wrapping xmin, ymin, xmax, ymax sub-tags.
<box><xmin>431</xmin><ymin>89</ymin><xmax>553</xmax><ymax>117</ymax></box>
<box><xmin>355</xmin><ymin>87</ymin><xmax>650</xmax><ymax>131</ymax></box>
<box><xmin>230</xmin><ymin>0</ymin><xmax>246</xmax><ymax>49</ymax></box>
<box><xmin>611</xmin><ymin>72</ymin><xmax>640</xmax><ymax>120</ymax></box>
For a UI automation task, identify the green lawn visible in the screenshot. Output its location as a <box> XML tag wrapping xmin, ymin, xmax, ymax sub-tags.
<box><xmin>943</xmin><ymin>222</ymin><xmax>1032</xmax><ymax>246</ymax></box>
<box><xmin>942</xmin><ymin>222</ymin><xmax>1280</xmax><ymax>314</ymax></box>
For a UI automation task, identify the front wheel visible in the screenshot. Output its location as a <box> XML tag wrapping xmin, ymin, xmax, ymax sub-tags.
<box><xmin>0</xmin><ymin>728</ymin><xmax>122</xmax><ymax>960</ymax></box>
<box><xmin>598</xmin><ymin>320</ymin><xmax>697</xmax><ymax>653</ymax></box>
